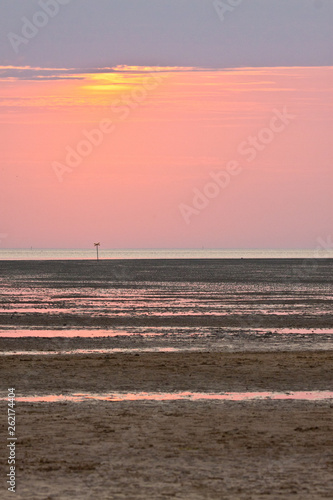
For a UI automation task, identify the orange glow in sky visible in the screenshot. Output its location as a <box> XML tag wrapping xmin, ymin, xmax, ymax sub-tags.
<box><xmin>1</xmin><ymin>66</ymin><xmax>332</xmax><ymax>248</ymax></box>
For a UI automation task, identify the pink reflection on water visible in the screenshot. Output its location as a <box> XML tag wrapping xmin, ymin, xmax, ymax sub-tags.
<box><xmin>0</xmin><ymin>329</ymin><xmax>157</xmax><ymax>338</ymax></box>
<box><xmin>0</xmin><ymin>308</ymin><xmax>79</xmax><ymax>314</ymax></box>
<box><xmin>2</xmin><ymin>327</ymin><xmax>333</xmax><ymax>340</ymax></box>
<box><xmin>3</xmin><ymin>391</ymin><xmax>333</xmax><ymax>403</ymax></box>
<box><xmin>257</xmin><ymin>328</ymin><xmax>333</xmax><ymax>335</ymax></box>
<box><xmin>0</xmin><ymin>347</ymin><xmax>203</xmax><ymax>356</ymax></box>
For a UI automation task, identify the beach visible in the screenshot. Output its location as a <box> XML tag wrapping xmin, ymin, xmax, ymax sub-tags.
<box><xmin>5</xmin><ymin>400</ymin><xmax>333</xmax><ymax>499</ymax></box>
<box><xmin>1</xmin><ymin>351</ymin><xmax>333</xmax><ymax>499</ymax></box>
<box><xmin>2</xmin><ymin>0</ymin><xmax>333</xmax><ymax>494</ymax></box>
<box><xmin>2</xmin><ymin>351</ymin><xmax>333</xmax><ymax>394</ymax></box>
<box><xmin>1</xmin><ymin>258</ymin><xmax>333</xmax><ymax>498</ymax></box>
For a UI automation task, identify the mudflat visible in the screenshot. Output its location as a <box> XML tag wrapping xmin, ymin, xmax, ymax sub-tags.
<box><xmin>1</xmin><ymin>351</ymin><xmax>333</xmax><ymax>394</ymax></box>
<box><xmin>1</xmin><ymin>351</ymin><xmax>333</xmax><ymax>499</ymax></box>
<box><xmin>0</xmin><ymin>258</ymin><xmax>332</xmax><ymax>331</ymax></box>
<box><xmin>1</xmin><ymin>259</ymin><xmax>333</xmax><ymax>498</ymax></box>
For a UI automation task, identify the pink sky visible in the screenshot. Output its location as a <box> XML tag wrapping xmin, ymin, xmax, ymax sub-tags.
<box><xmin>1</xmin><ymin>65</ymin><xmax>332</xmax><ymax>249</ymax></box>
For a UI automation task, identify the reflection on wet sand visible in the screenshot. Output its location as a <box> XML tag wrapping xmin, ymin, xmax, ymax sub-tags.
<box><xmin>0</xmin><ymin>347</ymin><xmax>204</xmax><ymax>356</ymax></box>
<box><xmin>3</xmin><ymin>390</ymin><xmax>333</xmax><ymax>403</ymax></box>
<box><xmin>0</xmin><ymin>329</ymin><xmax>154</xmax><ymax>338</ymax></box>
<box><xmin>1</xmin><ymin>259</ymin><xmax>333</xmax><ymax>331</ymax></box>
<box><xmin>1</xmin><ymin>327</ymin><xmax>333</xmax><ymax>338</ymax></box>
<box><xmin>1</xmin><ymin>327</ymin><xmax>333</xmax><ymax>355</ymax></box>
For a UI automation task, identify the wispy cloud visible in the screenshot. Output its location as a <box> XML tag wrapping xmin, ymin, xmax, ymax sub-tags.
<box><xmin>0</xmin><ymin>65</ymin><xmax>222</xmax><ymax>81</ymax></box>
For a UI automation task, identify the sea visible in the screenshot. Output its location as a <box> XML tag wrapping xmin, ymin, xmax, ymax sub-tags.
<box><xmin>1</xmin><ymin>248</ymin><xmax>333</xmax><ymax>260</ymax></box>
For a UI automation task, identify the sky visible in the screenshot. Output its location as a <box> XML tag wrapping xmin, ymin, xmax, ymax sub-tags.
<box><xmin>0</xmin><ymin>0</ymin><xmax>332</xmax><ymax>249</ymax></box>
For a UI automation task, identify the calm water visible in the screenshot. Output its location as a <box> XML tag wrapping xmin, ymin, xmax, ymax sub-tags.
<box><xmin>1</xmin><ymin>248</ymin><xmax>333</xmax><ymax>260</ymax></box>
<box><xmin>1</xmin><ymin>391</ymin><xmax>332</xmax><ymax>403</ymax></box>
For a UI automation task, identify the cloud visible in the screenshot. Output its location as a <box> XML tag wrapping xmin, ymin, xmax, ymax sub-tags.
<box><xmin>0</xmin><ymin>65</ymin><xmax>229</xmax><ymax>81</ymax></box>
<box><xmin>1</xmin><ymin>0</ymin><xmax>332</xmax><ymax>69</ymax></box>
<box><xmin>0</xmin><ymin>66</ymin><xmax>116</xmax><ymax>80</ymax></box>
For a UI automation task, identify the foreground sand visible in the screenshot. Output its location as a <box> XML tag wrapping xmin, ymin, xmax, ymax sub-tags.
<box><xmin>1</xmin><ymin>351</ymin><xmax>333</xmax><ymax>394</ymax></box>
<box><xmin>1</xmin><ymin>351</ymin><xmax>333</xmax><ymax>499</ymax></box>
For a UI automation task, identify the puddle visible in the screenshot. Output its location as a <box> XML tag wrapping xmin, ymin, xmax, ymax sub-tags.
<box><xmin>2</xmin><ymin>391</ymin><xmax>333</xmax><ymax>403</ymax></box>
<box><xmin>0</xmin><ymin>329</ymin><xmax>146</xmax><ymax>338</ymax></box>
<box><xmin>1</xmin><ymin>328</ymin><xmax>333</xmax><ymax>339</ymax></box>
<box><xmin>1</xmin><ymin>328</ymin><xmax>333</xmax><ymax>356</ymax></box>
<box><xmin>257</xmin><ymin>328</ymin><xmax>333</xmax><ymax>335</ymax></box>
<box><xmin>2</xmin><ymin>327</ymin><xmax>333</xmax><ymax>338</ymax></box>
<box><xmin>0</xmin><ymin>347</ymin><xmax>205</xmax><ymax>356</ymax></box>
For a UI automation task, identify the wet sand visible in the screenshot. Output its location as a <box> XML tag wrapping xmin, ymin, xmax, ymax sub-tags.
<box><xmin>1</xmin><ymin>260</ymin><xmax>333</xmax><ymax>498</ymax></box>
<box><xmin>0</xmin><ymin>259</ymin><xmax>333</xmax><ymax>331</ymax></box>
<box><xmin>1</xmin><ymin>351</ymin><xmax>333</xmax><ymax>499</ymax></box>
<box><xmin>3</xmin><ymin>400</ymin><xmax>333</xmax><ymax>500</ymax></box>
<box><xmin>1</xmin><ymin>351</ymin><xmax>333</xmax><ymax>394</ymax></box>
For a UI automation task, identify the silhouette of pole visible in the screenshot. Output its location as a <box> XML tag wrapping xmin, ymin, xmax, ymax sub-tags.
<box><xmin>94</xmin><ymin>242</ymin><xmax>100</xmax><ymax>261</ymax></box>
